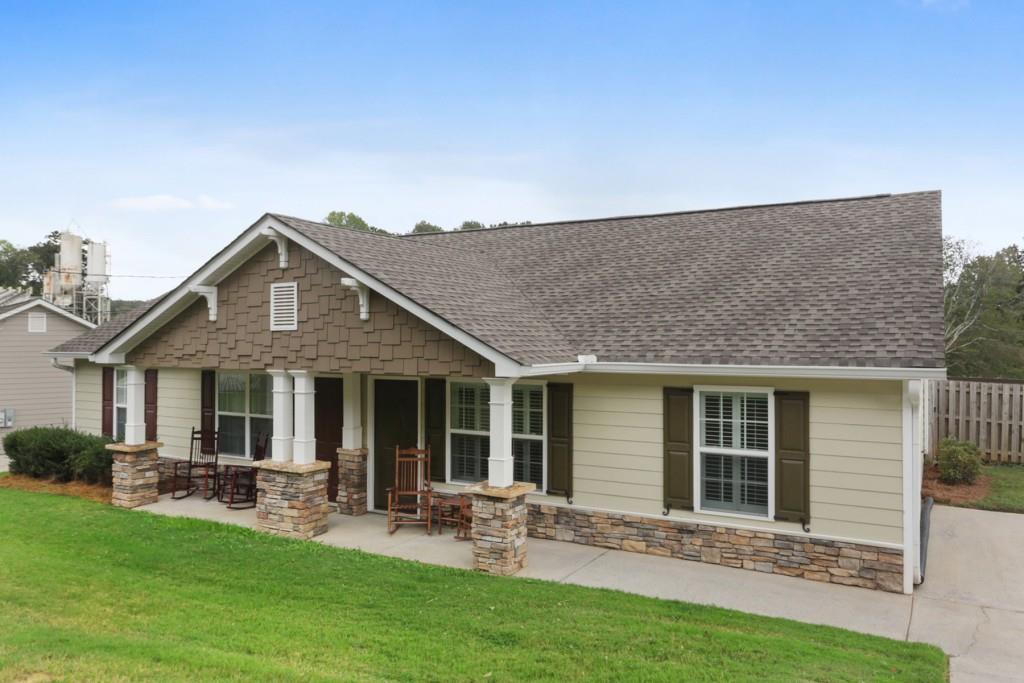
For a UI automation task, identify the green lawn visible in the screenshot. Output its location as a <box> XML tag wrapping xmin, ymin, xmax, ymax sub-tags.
<box><xmin>0</xmin><ymin>489</ymin><xmax>946</xmax><ymax>682</ymax></box>
<box><xmin>973</xmin><ymin>464</ymin><xmax>1024</xmax><ymax>513</ymax></box>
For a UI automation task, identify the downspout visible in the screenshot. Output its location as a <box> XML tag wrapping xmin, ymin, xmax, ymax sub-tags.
<box><xmin>51</xmin><ymin>358</ymin><xmax>75</xmax><ymax>430</ymax></box>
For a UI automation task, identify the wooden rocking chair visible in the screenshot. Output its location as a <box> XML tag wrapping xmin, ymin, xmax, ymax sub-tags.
<box><xmin>171</xmin><ymin>428</ymin><xmax>219</xmax><ymax>500</ymax></box>
<box><xmin>386</xmin><ymin>446</ymin><xmax>433</xmax><ymax>535</ymax></box>
<box><xmin>219</xmin><ymin>432</ymin><xmax>268</xmax><ymax>510</ymax></box>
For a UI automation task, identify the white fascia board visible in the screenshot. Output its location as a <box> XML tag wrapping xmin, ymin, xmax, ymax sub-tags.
<box><xmin>522</xmin><ymin>360</ymin><xmax>947</xmax><ymax>381</ymax></box>
<box><xmin>90</xmin><ymin>215</ymin><xmax>526</xmax><ymax>377</ymax></box>
<box><xmin>264</xmin><ymin>216</ymin><xmax>525</xmax><ymax>377</ymax></box>
<box><xmin>0</xmin><ymin>299</ymin><xmax>96</xmax><ymax>328</ymax></box>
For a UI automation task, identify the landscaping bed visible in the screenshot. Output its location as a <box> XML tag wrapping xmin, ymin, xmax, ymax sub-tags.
<box><xmin>924</xmin><ymin>463</ymin><xmax>1024</xmax><ymax>514</ymax></box>
<box><xmin>0</xmin><ymin>472</ymin><xmax>111</xmax><ymax>504</ymax></box>
<box><xmin>0</xmin><ymin>488</ymin><xmax>946</xmax><ymax>682</ymax></box>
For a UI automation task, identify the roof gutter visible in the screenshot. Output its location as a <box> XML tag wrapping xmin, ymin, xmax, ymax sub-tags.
<box><xmin>521</xmin><ymin>357</ymin><xmax>947</xmax><ymax>381</ymax></box>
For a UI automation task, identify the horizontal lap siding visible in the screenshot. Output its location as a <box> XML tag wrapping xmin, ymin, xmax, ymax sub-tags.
<box><xmin>156</xmin><ymin>369</ymin><xmax>201</xmax><ymax>459</ymax></box>
<box><xmin>561</xmin><ymin>374</ymin><xmax>903</xmax><ymax>546</ymax></box>
<box><xmin>74</xmin><ymin>361</ymin><xmax>102</xmax><ymax>435</ymax></box>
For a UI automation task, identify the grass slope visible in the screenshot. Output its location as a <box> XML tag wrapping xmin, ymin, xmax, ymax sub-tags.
<box><xmin>973</xmin><ymin>465</ymin><xmax>1024</xmax><ymax>513</ymax></box>
<box><xmin>0</xmin><ymin>489</ymin><xmax>946</xmax><ymax>682</ymax></box>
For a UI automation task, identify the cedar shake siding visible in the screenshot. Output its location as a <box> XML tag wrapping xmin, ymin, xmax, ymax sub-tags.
<box><xmin>125</xmin><ymin>243</ymin><xmax>494</xmax><ymax>377</ymax></box>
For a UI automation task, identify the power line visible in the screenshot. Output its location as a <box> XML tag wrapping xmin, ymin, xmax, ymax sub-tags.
<box><xmin>46</xmin><ymin>268</ymin><xmax>187</xmax><ymax>279</ymax></box>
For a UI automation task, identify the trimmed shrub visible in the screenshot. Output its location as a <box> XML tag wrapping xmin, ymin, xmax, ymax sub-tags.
<box><xmin>3</xmin><ymin>427</ymin><xmax>113</xmax><ymax>484</ymax></box>
<box><xmin>938</xmin><ymin>438</ymin><xmax>982</xmax><ymax>485</ymax></box>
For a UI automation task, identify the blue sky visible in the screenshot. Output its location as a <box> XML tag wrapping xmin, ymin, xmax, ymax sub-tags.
<box><xmin>1</xmin><ymin>0</ymin><xmax>1021</xmax><ymax>298</ymax></box>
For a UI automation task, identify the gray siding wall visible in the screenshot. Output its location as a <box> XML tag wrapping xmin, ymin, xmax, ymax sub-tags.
<box><xmin>0</xmin><ymin>308</ymin><xmax>89</xmax><ymax>456</ymax></box>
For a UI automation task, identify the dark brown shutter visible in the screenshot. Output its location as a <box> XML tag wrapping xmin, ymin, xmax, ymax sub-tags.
<box><xmin>144</xmin><ymin>369</ymin><xmax>158</xmax><ymax>442</ymax></box>
<box><xmin>201</xmin><ymin>369</ymin><xmax>216</xmax><ymax>437</ymax></box>
<box><xmin>663</xmin><ymin>387</ymin><xmax>694</xmax><ymax>511</ymax></box>
<box><xmin>425</xmin><ymin>378</ymin><xmax>446</xmax><ymax>482</ymax></box>
<box><xmin>101</xmin><ymin>367</ymin><xmax>114</xmax><ymax>438</ymax></box>
<box><xmin>547</xmin><ymin>383</ymin><xmax>573</xmax><ymax>500</ymax></box>
<box><xmin>775</xmin><ymin>391</ymin><xmax>810</xmax><ymax>524</ymax></box>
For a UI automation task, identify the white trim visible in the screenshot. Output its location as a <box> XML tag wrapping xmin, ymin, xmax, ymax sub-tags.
<box><xmin>340</xmin><ymin>277</ymin><xmax>370</xmax><ymax>321</ymax></box>
<box><xmin>522</xmin><ymin>360</ymin><xmax>946</xmax><ymax>381</ymax></box>
<box><xmin>692</xmin><ymin>386</ymin><xmax>775</xmax><ymax>521</ymax></box>
<box><xmin>188</xmin><ymin>285</ymin><xmax>218</xmax><ymax>322</ymax></box>
<box><xmin>0</xmin><ymin>298</ymin><xmax>95</xmax><ymax>328</ymax></box>
<box><xmin>366</xmin><ymin>375</ymin><xmax>423</xmax><ymax>512</ymax></box>
<box><xmin>259</xmin><ymin>227</ymin><xmax>289</xmax><ymax>268</ymax></box>
<box><xmin>70</xmin><ymin>359</ymin><xmax>77</xmax><ymax>429</ymax></box>
<box><xmin>901</xmin><ymin>380</ymin><xmax>917</xmax><ymax>595</ymax></box>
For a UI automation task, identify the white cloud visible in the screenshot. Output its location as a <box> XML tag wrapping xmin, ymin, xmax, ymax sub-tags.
<box><xmin>197</xmin><ymin>194</ymin><xmax>233</xmax><ymax>210</ymax></box>
<box><xmin>111</xmin><ymin>194</ymin><xmax>194</xmax><ymax>210</ymax></box>
<box><xmin>110</xmin><ymin>193</ymin><xmax>232</xmax><ymax>211</ymax></box>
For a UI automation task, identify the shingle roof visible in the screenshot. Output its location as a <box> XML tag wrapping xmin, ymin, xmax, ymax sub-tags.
<box><xmin>403</xmin><ymin>191</ymin><xmax>946</xmax><ymax>368</ymax></box>
<box><xmin>49</xmin><ymin>300</ymin><xmax>156</xmax><ymax>354</ymax></box>
<box><xmin>56</xmin><ymin>191</ymin><xmax>945</xmax><ymax>369</ymax></box>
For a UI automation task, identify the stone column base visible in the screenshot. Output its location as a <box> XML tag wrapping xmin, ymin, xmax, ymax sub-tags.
<box><xmin>336</xmin><ymin>447</ymin><xmax>368</xmax><ymax>516</ymax></box>
<box><xmin>468</xmin><ymin>481</ymin><xmax>536</xmax><ymax>575</ymax></box>
<box><xmin>107</xmin><ymin>441</ymin><xmax>164</xmax><ymax>509</ymax></box>
<box><xmin>254</xmin><ymin>460</ymin><xmax>331</xmax><ymax>539</ymax></box>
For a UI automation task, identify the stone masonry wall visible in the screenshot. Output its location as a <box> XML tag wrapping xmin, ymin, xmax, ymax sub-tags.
<box><xmin>127</xmin><ymin>242</ymin><xmax>492</xmax><ymax>377</ymax></box>
<box><xmin>255</xmin><ymin>464</ymin><xmax>330</xmax><ymax>539</ymax></box>
<box><xmin>109</xmin><ymin>445</ymin><xmax>160</xmax><ymax>509</ymax></box>
<box><xmin>528</xmin><ymin>505</ymin><xmax>904</xmax><ymax>593</ymax></box>
<box><xmin>472</xmin><ymin>493</ymin><xmax>529</xmax><ymax>576</ymax></box>
<box><xmin>336</xmin><ymin>448</ymin><xmax>368</xmax><ymax>515</ymax></box>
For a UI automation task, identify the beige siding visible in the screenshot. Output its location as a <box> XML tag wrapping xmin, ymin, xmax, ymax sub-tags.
<box><xmin>0</xmin><ymin>308</ymin><xmax>90</xmax><ymax>454</ymax></box>
<box><xmin>155</xmin><ymin>368</ymin><xmax>202</xmax><ymax>459</ymax></box>
<box><xmin>74</xmin><ymin>360</ymin><xmax>103</xmax><ymax>435</ymax></box>
<box><xmin>538</xmin><ymin>373</ymin><xmax>905</xmax><ymax>546</ymax></box>
<box><xmin>74</xmin><ymin>363</ymin><xmax>201</xmax><ymax>459</ymax></box>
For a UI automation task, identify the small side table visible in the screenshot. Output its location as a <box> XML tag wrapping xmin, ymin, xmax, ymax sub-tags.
<box><xmin>433</xmin><ymin>495</ymin><xmax>471</xmax><ymax>540</ymax></box>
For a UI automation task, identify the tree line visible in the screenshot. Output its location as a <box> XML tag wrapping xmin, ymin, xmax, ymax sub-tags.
<box><xmin>323</xmin><ymin>210</ymin><xmax>531</xmax><ymax>235</ymax></box>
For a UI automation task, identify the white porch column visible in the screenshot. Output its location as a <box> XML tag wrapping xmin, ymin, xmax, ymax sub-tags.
<box><xmin>268</xmin><ymin>369</ymin><xmax>294</xmax><ymax>463</ymax></box>
<box><xmin>484</xmin><ymin>377</ymin><xmax>515</xmax><ymax>488</ymax></box>
<box><xmin>290</xmin><ymin>370</ymin><xmax>316</xmax><ymax>465</ymax></box>
<box><xmin>342</xmin><ymin>373</ymin><xmax>363</xmax><ymax>450</ymax></box>
<box><xmin>123</xmin><ymin>365</ymin><xmax>147</xmax><ymax>445</ymax></box>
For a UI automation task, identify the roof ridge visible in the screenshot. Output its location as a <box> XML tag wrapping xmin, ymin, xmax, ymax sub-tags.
<box><xmin>402</xmin><ymin>191</ymin><xmax>939</xmax><ymax>237</ymax></box>
<box><xmin>268</xmin><ymin>213</ymin><xmax>405</xmax><ymax>240</ymax></box>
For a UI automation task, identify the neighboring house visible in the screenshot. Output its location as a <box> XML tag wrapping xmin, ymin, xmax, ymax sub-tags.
<box><xmin>0</xmin><ymin>293</ymin><xmax>96</xmax><ymax>465</ymax></box>
<box><xmin>48</xmin><ymin>191</ymin><xmax>944</xmax><ymax>594</ymax></box>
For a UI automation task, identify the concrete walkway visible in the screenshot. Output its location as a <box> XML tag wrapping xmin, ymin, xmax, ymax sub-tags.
<box><xmin>139</xmin><ymin>496</ymin><xmax>1023</xmax><ymax>680</ymax></box>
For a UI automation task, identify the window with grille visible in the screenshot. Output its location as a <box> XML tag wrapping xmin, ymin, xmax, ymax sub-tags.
<box><xmin>449</xmin><ymin>382</ymin><xmax>546</xmax><ymax>489</ymax></box>
<box><xmin>114</xmin><ymin>368</ymin><xmax>127</xmax><ymax>441</ymax></box>
<box><xmin>699</xmin><ymin>391</ymin><xmax>770</xmax><ymax>516</ymax></box>
<box><xmin>269</xmin><ymin>282</ymin><xmax>298</xmax><ymax>331</ymax></box>
<box><xmin>217</xmin><ymin>372</ymin><xmax>273</xmax><ymax>457</ymax></box>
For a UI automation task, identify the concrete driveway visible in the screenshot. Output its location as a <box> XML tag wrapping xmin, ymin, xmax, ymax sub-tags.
<box><xmin>909</xmin><ymin>505</ymin><xmax>1024</xmax><ymax>682</ymax></box>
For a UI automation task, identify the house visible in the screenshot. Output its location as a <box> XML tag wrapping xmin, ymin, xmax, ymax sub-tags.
<box><xmin>48</xmin><ymin>191</ymin><xmax>944</xmax><ymax>593</ymax></box>
<box><xmin>0</xmin><ymin>289</ymin><xmax>96</xmax><ymax>467</ymax></box>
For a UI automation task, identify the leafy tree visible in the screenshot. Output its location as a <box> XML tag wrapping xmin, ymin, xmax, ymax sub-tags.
<box><xmin>458</xmin><ymin>220</ymin><xmax>485</xmax><ymax>231</ymax></box>
<box><xmin>490</xmin><ymin>220</ymin><xmax>532</xmax><ymax>228</ymax></box>
<box><xmin>412</xmin><ymin>220</ymin><xmax>444</xmax><ymax>234</ymax></box>
<box><xmin>0</xmin><ymin>231</ymin><xmax>64</xmax><ymax>295</ymax></box>
<box><xmin>0</xmin><ymin>240</ymin><xmax>29</xmax><ymax>291</ymax></box>
<box><xmin>324</xmin><ymin>211</ymin><xmax>390</xmax><ymax>235</ymax></box>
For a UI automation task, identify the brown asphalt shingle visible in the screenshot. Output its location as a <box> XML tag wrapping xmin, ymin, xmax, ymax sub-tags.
<box><xmin>54</xmin><ymin>192</ymin><xmax>945</xmax><ymax>369</ymax></box>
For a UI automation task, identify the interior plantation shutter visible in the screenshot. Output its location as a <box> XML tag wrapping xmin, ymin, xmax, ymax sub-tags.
<box><xmin>201</xmin><ymin>370</ymin><xmax>216</xmax><ymax>444</ymax></box>
<box><xmin>425</xmin><ymin>378</ymin><xmax>446</xmax><ymax>482</ymax></box>
<box><xmin>101</xmin><ymin>367</ymin><xmax>114</xmax><ymax>438</ymax></box>
<box><xmin>663</xmin><ymin>387</ymin><xmax>694</xmax><ymax>511</ymax></box>
<box><xmin>144</xmin><ymin>369</ymin><xmax>158</xmax><ymax>442</ymax></box>
<box><xmin>546</xmin><ymin>383</ymin><xmax>573</xmax><ymax>500</ymax></box>
<box><xmin>774</xmin><ymin>391</ymin><xmax>811</xmax><ymax>525</ymax></box>
<box><xmin>269</xmin><ymin>282</ymin><xmax>298</xmax><ymax>331</ymax></box>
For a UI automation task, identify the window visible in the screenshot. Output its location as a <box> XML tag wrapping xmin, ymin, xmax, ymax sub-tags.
<box><xmin>270</xmin><ymin>282</ymin><xmax>298</xmax><ymax>331</ymax></box>
<box><xmin>217</xmin><ymin>372</ymin><xmax>273</xmax><ymax>457</ymax></box>
<box><xmin>698</xmin><ymin>390</ymin><xmax>771</xmax><ymax>517</ymax></box>
<box><xmin>449</xmin><ymin>382</ymin><xmax>546</xmax><ymax>489</ymax></box>
<box><xmin>114</xmin><ymin>368</ymin><xmax>127</xmax><ymax>442</ymax></box>
<box><xmin>27</xmin><ymin>312</ymin><xmax>46</xmax><ymax>333</ymax></box>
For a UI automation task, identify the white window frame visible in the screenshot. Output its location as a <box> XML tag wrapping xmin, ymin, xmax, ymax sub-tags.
<box><xmin>215</xmin><ymin>371</ymin><xmax>273</xmax><ymax>458</ymax></box>
<box><xmin>114</xmin><ymin>368</ymin><xmax>128</xmax><ymax>442</ymax></box>
<box><xmin>269</xmin><ymin>282</ymin><xmax>298</xmax><ymax>331</ymax></box>
<box><xmin>445</xmin><ymin>379</ymin><xmax>548</xmax><ymax>492</ymax></box>
<box><xmin>693</xmin><ymin>385</ymin><xmax>775</xmax><ymax>521</ymax></box>
<box><xmin>27</xmin><ymin>311</ymin><xmax>47</xmax><ymax>333</ymax></box>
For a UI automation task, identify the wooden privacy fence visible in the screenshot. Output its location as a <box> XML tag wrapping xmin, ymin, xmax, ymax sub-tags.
<box><xmin>930</xmin><ymin>379</ymin><xmax>1024</xmax><ymax>463</ymax></box>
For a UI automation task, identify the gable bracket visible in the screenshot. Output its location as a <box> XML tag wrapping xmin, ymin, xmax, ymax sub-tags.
<box><xmin>260</xmin><ymin>227</ymin><xmax>289</xmax><ymax>268</ymax></box>
<box><xmin>339</xmin><ymin>277</ymin><xmax>370</xmax><ymax>321</ymax></box>
<box><xmin>188</xmin><ymin>285</ymin><xmax>218</xmax><ymax>322</ymax></box>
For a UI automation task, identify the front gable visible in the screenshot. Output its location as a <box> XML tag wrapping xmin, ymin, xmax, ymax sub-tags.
<box><xmin>126</xmin><ymin>242</ymin><xmax>493</xmax><ymax>377</ymax></box>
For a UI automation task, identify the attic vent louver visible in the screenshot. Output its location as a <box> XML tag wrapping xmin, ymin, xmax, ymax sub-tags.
<box><xmin>270</xmin><ymin>282</ymin><xmax>298</xmax><ymax>331</ymax></box>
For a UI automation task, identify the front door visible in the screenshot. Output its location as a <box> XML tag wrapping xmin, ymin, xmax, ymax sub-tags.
<box><xmin>314</xmin><ymin>377</ymin><xmax>344</xmax><ymax>501</ymax></box>
<box><xmin>373</xmin><ymin>379</ymin><xmax>419</xmax><ymax>510</ymax></box>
